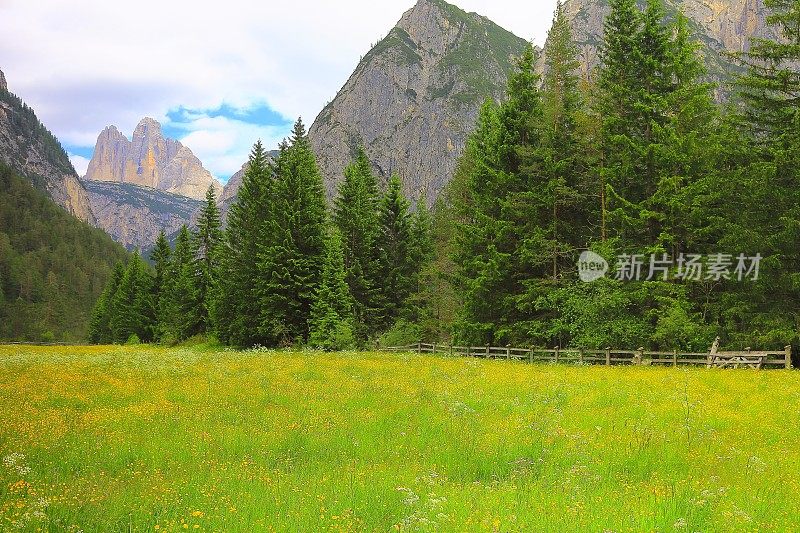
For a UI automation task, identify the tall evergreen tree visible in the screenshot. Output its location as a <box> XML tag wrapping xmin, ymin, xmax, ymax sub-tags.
<box><xmin>149</xmin><ymin>230</ymin><xmax>172</xmax><ymax>341</ymax></box>
<box><xmin>195</xmin><ymin>185</ymin><xmax>223</xmax><ymax>334</ymax></box>
<box><xmin>88</xmin><ymin>262</ymin><xmax>124</xmax><ymax>344</ymax></box>
<box><xmin>258</xmin><ymin>119</ymin><xmax>328</xmax><ymax>345</ymax></box>
<box><xmin>214</xmin><ymin>141</ymin><xmax>274</xmax><ymax>346</ymax></box>
<box><xmin>162</xmin><ymin>226</ymin><xmax>201</xmax><ymax>341</ymax></box>
<box><xmin>109</xmin><ymin>253</ymin><xmax>151</xmax><ymax>343</ymax></box>
<box><xmin>308</xmin><ymin>228</ymin><xmax>356</xmax><ymax>350</ymax></box>
<box><xmin>375</xmin><ymin>174</ymin><xmax>418</xmax><ymax>329</ymax></box>
<box><xmin>333</xmin><ymin>147</ymin><xmax>381</xmax><ymax>340</ymax></box>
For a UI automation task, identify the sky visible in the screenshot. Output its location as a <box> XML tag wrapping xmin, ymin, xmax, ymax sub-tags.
<box><xmin>0</xmin><ymin>0</ymin><xmax>559</xmax><ymax>182</ymax></box>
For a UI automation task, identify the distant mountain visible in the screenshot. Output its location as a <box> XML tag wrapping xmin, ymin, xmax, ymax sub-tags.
<box><xmin>84</xmin><ymin>117</ymin><xmax>222</xmax><ymax>201</ymax></box>
<box><xmin>83</xmin><ymin>180</ymin><xmax>203</xmax><ymax>251</ymax></box>
<box><xmin>0</xmin><ymin>68</ymin><xmax>96</xmax><ymax>223</ymax></box>
<box><xmin>308</xmin><ymin>0</ymin><xmax>531</xmax><ymax>207</ymax></box>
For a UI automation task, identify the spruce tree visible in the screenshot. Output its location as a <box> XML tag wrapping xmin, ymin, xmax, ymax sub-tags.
<box><xmin>214</xmin><ymin>142</ymin><xmax>274</xmax><ymax>346</ymax></box>
<box><xmin>195</xmin><ymin>185</ymin><xmax>223</xmax><ymax>334</ymax></box>
<box><xmin>110</xmin><ymin>253</ymin><xmax>151</xmax><ymax>343</ymax></box>
<box><xmin>258</xmin><ymin>119</ymin><xmax>327</xmax><ymax>345</ymax></box>
<box><xmin>149</xmin><ymin>230</ymin><xmax>172</xmax><ymax>341</ymax></box>
<box><xmin>308</xmin><ymin>228</ymin><xmax>356</xmax><ymax>350</ymax></box>
<box><xmin>162</xmin><ymin>226</ymin><xmax>201</xmax><ymax>341</ymax></box>
<box><xmin>88</xmin><ymin>262</ymin><xmax>124</xmax><ymax>344</ymax></box>
<box><xmin>374</xmin><ymin>174</ymin><xmax>417</xmax><ymax>329</ymax></box>
<box><xmin>333</xmin><ymin>147</ymin><xmax>381</xmax><ymax>340</ymax></box>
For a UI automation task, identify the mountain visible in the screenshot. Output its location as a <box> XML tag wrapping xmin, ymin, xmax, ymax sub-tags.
<box><xmin>308</xmin><ymin>0</ymin><xmax>530</xmax><ymax>207</ymax></box>
<box><xmin>83</xmin><ymin>180</ymin><xmax>203</xmax><ymax>251</ymax></box>
<box><xmin>84</xmin><ymin>117</ymin><xmax>223</xmax><ymax>201</ymax></box>
<box><xmin>0</xmin><ymin>68</ymin><xmax>96</xmax><ymax>223</ymax></box>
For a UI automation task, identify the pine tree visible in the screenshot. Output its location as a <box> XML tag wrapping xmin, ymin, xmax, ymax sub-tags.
<box><xmin>308</xmin><ymin>228</ymin><xmax>356</xmax><ymax>350</ymax></box>
<box><xmin>110</xmin><ymin>253</ymin><xmax>151</xmax><ymax>343</ymax></box>
<box><xmin>149</xmin><ymin>230</ymin><xmax>172</xmax><ymax>341</ymax></box>
<box><xmin>215</xmin><ymin>141</ymin><xmax>274</xmax><ymax>346</ymax></box>
<box><xmin>195</xmin><ymin>185</ymin><xmax>223</xmax><ymax>334</ymax></box>
<box><xmin>88</xmin><ymin>262</ymin><xmax>124</xmax><ymax>344</ymax></box>
<box><xmin>333</xmin><ymin>147</ymin><xmax>381</xmax><ymax>340</ymax></box>
<box><xmin>162</xmin><ymin>226</ymin><xmax>201</xmax><ymax>341</ymax></box>
<box><xmin>258</xmin><ymin>119</ymin><xmax>327</xmax><ymax>345</ymax></box>
<box><xmin>374</xmin><ymin>174</ymin><xmax>417</xmax><ymax>329</ymax></box>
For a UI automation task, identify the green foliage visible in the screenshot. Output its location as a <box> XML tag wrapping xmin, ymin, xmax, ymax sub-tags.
<box><xmin>378</xmin><ymin>319</ymin><xmax>423</xmax><ymax>348</ymax></box>
<box><xmin>308</xmin><ymin>229</ymin><xmax>357</xmax><ymax>351</ymax></box>
<box><xmin>333</xmin><ymin>147</ymin><xmax>381</xmax><ymax>340</ymax></box>
<box><xmin>0</xmin><ymin>164</ymin><xmax>127</xmax><ymax>342</ymax></box>
<box><xmin>257</xmin><ymin>119</ymin><xmax>328</xmax><ymax>346</ymax></box>
<box><xmin>194</xmin><ymin>186</ymin><xmax>223</xmax><ymax>334</ymax></box>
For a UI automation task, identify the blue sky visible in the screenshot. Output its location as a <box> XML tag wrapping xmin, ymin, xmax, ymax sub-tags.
<box><xmin>1</xmin><ymin>0</ymin><xmax>559</xmax><ymax>183</ymax></box>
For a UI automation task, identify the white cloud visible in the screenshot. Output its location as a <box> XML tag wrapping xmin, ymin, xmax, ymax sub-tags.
<box><xmin>0</xmin><ymin>0</ymin><xmax>559</xmax><ymax>180</ymax></box>
<box><xmin>69</xmin><ymin>154</ymin><xmax>90</xmax><ymax>177</ymax></box>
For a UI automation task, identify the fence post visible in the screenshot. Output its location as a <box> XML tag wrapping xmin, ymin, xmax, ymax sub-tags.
<box><xmin>417</xmin><ymin>342</ymin><xmax>422</xmax><ymax>355</ymax></box>
<box><xmin>673</xmin><ymin>349</ymin><xmax>678</xmax><ymax>367</ymax></box>
<box><xmin>529</xmin><ymin>347</ymin><xmax>534</xmax><ymax>364</ymax></box>
<box><xmin>579</xmin><ymin>348</ymin><xmax>584</xmax><ymax>364</ymax></box>
<box><xmin>485</xmin><ymin>345</ymin><xmax>490</xmax><ymax>359</ymax></box>
<box><xmin>449</xmin><ymin>344</ymin><xmax>453</xmax><ymax>357</ymax></box>
<box><xmin>635</xmin><ymin>347</ymin><xmax>644</xmax><ymax>366</ymax></box>
<box><xmin>554</xmin><ymin>346</ymin><xmax>560</xmax><ymax>364</ymax></box>
<box><xmin>432</xmin><ymin>343</ymin><xmax>436</xmax><ymax>355</ymax></box>
<box><xmin>467</xmin><ymin>345</ymin><xmax>471</xmax><ymax>358</ymax></box>
<box><xmin>506</xmin><ymin>345</ymin><xmax>511</xmax><ymax>360</ymax></box>
<box><xmin>786</xmin><ymin>345</ymin><xmax>793</xmax><ymax>370</ymax></box>
<box><xmin>605</xmin><ymin>347</ymin><xmax>611</xmax><ymax>366</ymax></box>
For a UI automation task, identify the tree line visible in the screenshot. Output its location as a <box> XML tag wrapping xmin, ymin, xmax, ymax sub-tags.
<box><xmin>90</xmin><ymin>121</ymin><xmax>432</xmax><ymax>349</ymax></box>
<box><xmin>440</xmin><ymin>0</ymin><xmax>799</xmax><ymax>352</ymax></box>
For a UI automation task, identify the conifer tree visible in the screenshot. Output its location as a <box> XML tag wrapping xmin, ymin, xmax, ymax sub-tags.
<box><xmin>308</xmin><ymin>228</ymin><xmax>356</xmax><ymax>350</ymax></box>
<box><xmin>149</xmin><ymin>230</ymin><xmax>172</xmax><ymax>340</ymax></box>
<box><xmin>215</xmin><ymin>142</ymin><xmax>274</xmax><ymax>346</ymax></box>
<box><xmin>195</xmin><ymin>185</ymin><xmax>223</xmax><ymax>334</ymax></box>
<box><xmin>333</xmin><ymin>147</ymin><xmax>381</xmax><ymax>340</ymax></box>
<box><xmin>88</xmin><ymin>262</ymin><xmax>124</xmax><ymax>344</ymax></box>
<box><xmin>374</xmin><ymin>174</ymin><xmax>417</xmax><ymax>329</ymax></box>
<box><xmin>162</xmin><ymin>226</ymin><xmax>201</xmax><ymax>341</ymax></box>
<box><xmin>110</xmin><ymin>253</ymin><xmax>151</xmax><ymax>343</ymax></box>
<box><xmin>258</xmin><ymin>119</ymin><xmax>327</xmax><ymax>345</ymax></box>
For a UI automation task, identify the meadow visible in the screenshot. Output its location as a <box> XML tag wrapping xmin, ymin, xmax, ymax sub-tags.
<box><xmin>0</xmin><ymin>345</ymin><xmax>798</xmax><ymax>532</ymax></box>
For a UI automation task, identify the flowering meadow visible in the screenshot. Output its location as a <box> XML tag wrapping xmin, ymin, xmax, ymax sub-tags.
<box><xmin>0</xmin><ymin>345</ymin><xmax>798</xmax><ymax>531</ymax></box>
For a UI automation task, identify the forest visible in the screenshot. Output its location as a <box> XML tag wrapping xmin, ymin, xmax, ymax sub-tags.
<box><xmin>91</xmin><ymin>0</ymin><xmax>800</xmax><ymax>353</ymax></box>
<box><xmin>0</xmin><ymin>164</ymin><xmax>127</xmax><ymax>341</ymax></box>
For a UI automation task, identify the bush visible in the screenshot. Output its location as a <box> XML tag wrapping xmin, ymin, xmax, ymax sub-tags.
<box><xmin>125</xmin><ymin>334</ymin><xmax>141</xmax><ymax>346</ymax></box>
<box><xmin>378</xmin><ymin>319</ymin><xmax>422</xmax><ymax>348</ymax></box>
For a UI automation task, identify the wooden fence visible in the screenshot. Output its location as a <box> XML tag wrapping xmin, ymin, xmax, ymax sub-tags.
<box><xmin>385</xmin><ymin>343</ymin><xmax>793</xmax><ymax>370</ymax></box>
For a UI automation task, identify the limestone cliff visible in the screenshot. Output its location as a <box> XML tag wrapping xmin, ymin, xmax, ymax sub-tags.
<box><xmin>84</xmin><ymin>117</ymin><xmax>222</xmax><ymax>201</ymax></box>
<box><xmin>308</xmin><ymin>0</ymin><xmax>530</xmax><ymax>207</ymax></box>
<box><xmin>84</xmin><ymin>180</ymin><xmax>202</xmax><ymax>251</ymax></box>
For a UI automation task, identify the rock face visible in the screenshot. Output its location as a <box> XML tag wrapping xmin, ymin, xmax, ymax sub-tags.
<box><xmin>84</xmin><ymin>180</ymin><xmax>202</xmax><ymax>251</ymax></box>
<box><xmin>308</xmin><ymin>0</ymin><xmax>530</xmax><ymax>207</ymax></box>
<box><xmin>562</xmin><ymin>0</ymin><xmax>773</xmax><ymax>88</ymax></box>
<box><xmin>84</xmin><ymin>117</ymin><xmax>222</xmax><ymax>201</ymax></box>
<box><xmin>0</xmin><ymin>69</ymin><xmax>96</xmax><ymax>224</ymax></box>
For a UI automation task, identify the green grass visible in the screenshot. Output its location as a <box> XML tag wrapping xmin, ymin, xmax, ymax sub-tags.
<box><xmin>0</xmin><ymin>345</ymin><xmax>798</xmax><ymax>531</ymax></box>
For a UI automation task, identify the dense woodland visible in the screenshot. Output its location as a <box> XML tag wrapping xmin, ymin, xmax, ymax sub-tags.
<box><xmin>92</xmin><ymin>0</ymin><xmax>799</xmax><ymax>353</ymax></box>
<box><xmin>0</xmin><ymin>164</ymin><xmax>128</xmax><ymax>341</ymax></box>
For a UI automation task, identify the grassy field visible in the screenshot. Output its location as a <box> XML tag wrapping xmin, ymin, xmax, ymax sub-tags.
<box><xmin>0</xmin><ymin>345</ymin><xmax>798</xmax><ymax>531</ymax></box>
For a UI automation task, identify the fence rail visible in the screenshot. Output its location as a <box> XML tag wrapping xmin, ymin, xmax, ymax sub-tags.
<box><xmin>384</xmin><ymin>343</ymin><xmax>793</xmax><ymax>370</ymax></box>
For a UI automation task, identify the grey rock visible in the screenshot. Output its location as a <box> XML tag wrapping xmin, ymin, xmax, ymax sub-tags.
<box><xmin>84</xmin><ymin>117</ymin><xmax>223</xmax><ymax>201</ymax></box>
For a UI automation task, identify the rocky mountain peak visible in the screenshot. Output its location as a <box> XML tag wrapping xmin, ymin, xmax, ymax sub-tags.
<box><xmin>84</xmin><ymin>117</ymin><xmax>222</xmax><ymax>201</ymax></box>
<box><xmin>308</xmin><ymin>0</ymin><xmax>529</xmax><ymax>207</ymax></box>
<box><xmin>0</xmin><ymin>69</ymin><xmax>7</xmax><ymax>92</ymax></box>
